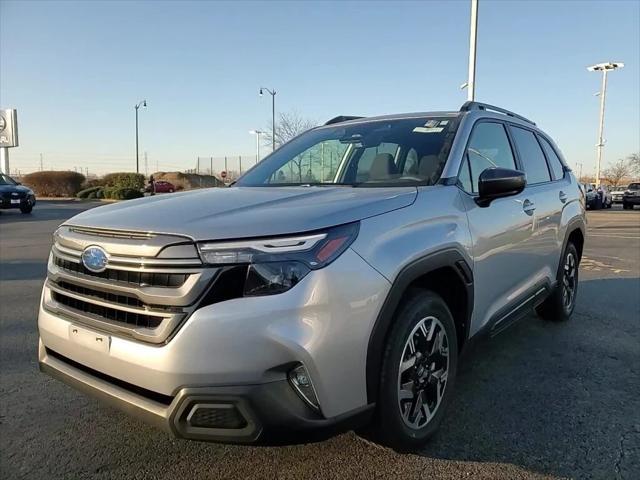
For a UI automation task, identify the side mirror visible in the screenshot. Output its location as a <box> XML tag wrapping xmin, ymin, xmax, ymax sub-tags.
<box><xmin>476</xmin><ymin>167</ymin><xmax>526</xmax><ymax>207</ymax></box>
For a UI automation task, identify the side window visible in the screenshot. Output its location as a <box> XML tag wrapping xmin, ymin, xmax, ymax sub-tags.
<box><xmin>538</xmin><ymin>136</ymin><xmax>565</xmax><ymax>180</ymax></box>
<box><xmin>510</xmin><ymin>127</ymin><xmax>551</xmax><ymax>184</ymax></box>
<box><xmin>460</xmin><ymin>122</ymin><xmax>516</xmax><ymax>193</ymax></box>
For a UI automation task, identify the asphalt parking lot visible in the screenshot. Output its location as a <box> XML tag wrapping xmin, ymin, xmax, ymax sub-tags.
<box><xmin>1</xmin><ymin>201</ymin><xmax>639</xmax><ymax>480</ymax></box>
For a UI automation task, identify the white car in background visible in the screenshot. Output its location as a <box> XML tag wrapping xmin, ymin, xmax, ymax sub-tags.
<box><xmin>611</xmin><ymin>188</ymin><xmax>626</xmax><ymax>204</ymax></box>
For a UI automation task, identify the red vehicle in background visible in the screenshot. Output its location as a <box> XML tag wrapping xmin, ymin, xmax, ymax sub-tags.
<box><xmin>152</xmin><ymin>180</ymin><xmax>175</xmax><ymax>193</ymax></box>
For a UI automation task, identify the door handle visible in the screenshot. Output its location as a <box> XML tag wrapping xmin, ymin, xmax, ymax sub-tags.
<box><xmin>523</xmin><ymin>199</ymin><xmax>536</xmax><ymax>215</ymax></box>
<box><xmin>559</xmin><ymin>191</ymin><xmax>567</xmax><ymax>203</ymax></box>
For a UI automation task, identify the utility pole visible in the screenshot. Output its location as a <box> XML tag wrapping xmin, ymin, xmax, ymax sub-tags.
<box><xmin>144</xmin><ymin>151</ymin><xmax>148</xmax><ymax>177</ymax></box>
<box><xmin>39</xmin><ymin>153</ymin><xmax>43</xmax><ymax>171</ymax></box>
<box><xmin>466</xmin><ymin>0</ymin><xmax>479</xmax><ymax>101</ymax></box>
<box><xmin>210</xmin><ymin>156</ymin><xmax>213</xmax><ymax>176</ymax></box>
<box><xmin>587</xmin><ymin>62</ymin><xmax>624</xmax><ymax>187</ymax></box>
<box><xmin>239</xmin><ymin>155</ymin><xmax>243</xmax><ymax>175</ymax></box>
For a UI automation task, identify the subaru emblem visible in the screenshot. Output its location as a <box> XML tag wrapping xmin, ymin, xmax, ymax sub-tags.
<box><xmin>81</xmin><ymin>245</ymin><xmax>109</xmax><ymax>273</ymax></box>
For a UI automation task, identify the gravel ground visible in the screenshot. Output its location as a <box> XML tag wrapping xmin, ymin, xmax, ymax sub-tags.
<box><xmin>1</xmin><ymin>201</ymin><xmax>639</xmax><ymax>479</ymax></box>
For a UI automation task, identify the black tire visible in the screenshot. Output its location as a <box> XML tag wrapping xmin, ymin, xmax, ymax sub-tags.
<box><xmin>168</xmin><ymin>189</ymin><xmax>174</xmax><ymax>193</ymax></box>
<box><xmin>536</xmin><ymin>242</ymin><xmax>579</xmax><ymax>322</ymax></box>
<box><xmin>368</xmin><ymin>289</ymin><xmax>458</xmax><ymax>451</ymax></box>
<box><xmin>623</xmin><ymin>202</ymin><xmax>630</xmax><ymax>210</ymax></box>
<box><xmin>20</xmin><ymin>205</ymin><xmax>33</xmax><ymax>214</ymax></box>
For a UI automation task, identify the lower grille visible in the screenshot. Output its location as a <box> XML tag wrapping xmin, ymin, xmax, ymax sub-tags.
<box><xmin>51</xmin><ymin>291</ymin><xmax>163</xmax><ymax>329</ymax></box>
<box><xmin>188</xmin><ymin>405</ymin><xmax>248</xmax><ymax>429</ymax></box>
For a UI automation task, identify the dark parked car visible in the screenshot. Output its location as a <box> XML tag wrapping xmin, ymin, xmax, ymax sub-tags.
<box><xmin>622</xmin><ymin>182</ymin><xmax>640</xmax><ymax>210</ymax></box>
<box><xmin>0</xmin><ymin>173</ymin><xmax>36</xmax><ymax>214</ymax></box>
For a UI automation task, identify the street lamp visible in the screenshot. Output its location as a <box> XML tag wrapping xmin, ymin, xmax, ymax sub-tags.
<box><xmin>249</xmin><ymin>129</ymin><xmax>265</xmax><ymax>164</ymax></box>
<box><xmin>259</xmin><ymin>87</ymin><xmax>276</xmax><ymax>152</ymax></box>
<box><xmin>466</xmin><ymin>0</ymin><xmax>479</xmax><ymax>101</ymax></box>
<box><xmin>587</xmin><ymin>62</ymin><xmax>624</xmax><ymax>187</ymax></box>
<box><xmin>134</xmin><ymin>99</ymin><xmax>147</xmax><ymax>174</ymax></box>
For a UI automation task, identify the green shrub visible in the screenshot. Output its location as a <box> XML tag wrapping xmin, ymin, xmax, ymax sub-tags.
<box><xmin>104</xmin><ymin>187</ymin><xmax>143</xmax><ymax>200</ymax></box>
<box><xmin>76</xmin><ymin>186</ymin><xmax>102</xmax><ymax>198</ymax></box>
<box><xmin>102</xmin><ymin>172</ymin><xmax>145</xmax><ymax>190</ymax></box>
<box><xmin>22</xmin><ymin>171</ymin><xmax>86</xmax><ymax>197</ymax></box>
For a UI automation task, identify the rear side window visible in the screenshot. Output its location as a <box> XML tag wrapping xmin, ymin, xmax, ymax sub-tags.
<box><xmin>511</xmin><ymin>127</ymin><xmax>551</xmax><ymax>184</ymax></box>
<box><xmin>459</xmin><ymin>122</ymin><xmax>516</xmax><ymax>193</ymax></box>
<box><xmin>538</xmin><ymin>136</ymin><xmax>565</xmax><ymax>180</ymax></box>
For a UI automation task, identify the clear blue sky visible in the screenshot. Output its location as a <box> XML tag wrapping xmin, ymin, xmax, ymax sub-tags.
<box><xmin>1</xmin><ymin>0</ymin><xmax>638</xmax><ymax>176</ymax></box>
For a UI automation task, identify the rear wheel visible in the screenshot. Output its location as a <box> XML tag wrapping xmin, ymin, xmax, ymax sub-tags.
<box><xmin>536</xmin><ymin>242</ymin><xmax>579</xmax><ymax>322</ymax></box>
<box><xmin>369</xmin><ymin>290</ymin><xmax>458</xmax><ymax>451</ymax></box>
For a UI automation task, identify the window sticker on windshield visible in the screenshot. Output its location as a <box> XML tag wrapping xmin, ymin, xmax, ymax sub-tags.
<box><xmin>424</xmin><ymin>119</ymin><xmax>439</xmax><ymax>128</ymax></box>
<box><xmin>413</xmin><ymin>126</ymin><xmax>444</xmax><ymax>133</ymax></box>
<box><xmin>440</xmin><ymin>120</ymin><xmax>449</xmax><ymax>125</ymax></box>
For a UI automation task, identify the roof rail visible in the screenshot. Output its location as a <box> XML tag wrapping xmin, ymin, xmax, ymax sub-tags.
<box><xmin>324</xmin><ymin>115</ymin><xmax>364</xmax><ymax>126</ymax></box>
<box><xmin>460</xmin><ymin>101</ymin><xmax>536</xmax><ymax>126</ymax></box>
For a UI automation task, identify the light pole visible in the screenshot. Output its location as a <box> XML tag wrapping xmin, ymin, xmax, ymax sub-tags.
<box><xmin>466</xmin><ymin>0</ymin><xmax>479</xmax><ymax>101</ymax></box>
<box><xmin>134</xmin><ymin>100</ymin><xmax>147</xmax><ymax>174</ymax></box>
<box><xmin>587</xmin><ymin>62</ymin><xmax>623</xmax><ymax>187</ymax></box>
<box><xmin>249</xmin><ymin>130</ymin><xmax>265</xmax><ymax>164</ymax></box>
<box><xmin>259</xmin><ymin>87</ymin><xmax>276</xmax><ymax>152</ymax></box>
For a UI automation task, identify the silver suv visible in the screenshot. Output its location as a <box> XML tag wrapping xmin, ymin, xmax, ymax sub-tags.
<box><xmin>38</xmin><ymin>102</ymin><xmax>586</xmax><ymax>450</ymax></box>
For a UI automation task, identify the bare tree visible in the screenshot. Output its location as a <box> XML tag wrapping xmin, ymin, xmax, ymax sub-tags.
<box><xmin>602</xmin><ymin>158</ymin><xmax>633</xmax><ymax>188</ymax></box>
<box><xmin>263</xmin><ymin>112</ymin><xmax>317</xmax><ymax>150</ymax></box>
<box><xmin>628</xmin><ymin>153</ymin><xmax>640</xmax><ymax>176</ymax></box>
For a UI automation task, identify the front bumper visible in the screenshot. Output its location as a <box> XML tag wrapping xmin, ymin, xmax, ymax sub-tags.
<box><xmin>623</xmin><ymin>195</ymin><xmax>640</xmax><ymax>205</ymax></box>
<box><xmin>38</xmin><ymin>248</ymin><xmax>389</xmax><ymax>443</ymax></box>
<box><xmin>0</xmin><ymin>195</ymin><xmax>34</xmax><ymax>209</ymax></box>
<box><xmin>39</xmin><ymin>342</ymin><xmax>373</xmax><ymax>444</ymax></box>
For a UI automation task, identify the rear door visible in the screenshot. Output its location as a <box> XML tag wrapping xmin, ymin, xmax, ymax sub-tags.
<box><xmin>508</xmin><ymin>125</ymin><xmax>562</xmax><ymax>286</ymax></box>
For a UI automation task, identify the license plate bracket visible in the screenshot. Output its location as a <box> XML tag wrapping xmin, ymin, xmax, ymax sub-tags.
<box><xmin>68</xmin><ymin>324</ymin><xmax>111</xmax><ymax>353</ymax></box>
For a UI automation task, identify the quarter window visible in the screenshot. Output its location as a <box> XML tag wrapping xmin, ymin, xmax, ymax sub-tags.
<box><xmin>460</xmin><ymin>122</ymin><xmax>516</xmax><ymax>193</ymax></box>
<box><xmin>538</xmin><ymin>136</ymin><xmax>565</xmax><ymax>181</ymax></box>
<box><xmin>511</xmin><ymin>127</ymin><xmax>551</xmax><ymax>184</ymax></box>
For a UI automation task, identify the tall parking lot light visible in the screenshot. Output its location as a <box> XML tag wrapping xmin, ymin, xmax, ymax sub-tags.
<box><xmin>587</xmin><ymin>62</ymin><xmax>624</xmax><ymax>187</ymax></box>
<box><xmin>259</xmin><ymin>87</ymin><xmax>276</xmax><ymax>152</ymax></box>
<box><xmin>249</xmin><ymin>130</ymin><xmax>265</xmax><ymax>164</ymax></box>
<box><xmin>134</xmin><ymin>100</ymin><xmax>147</xmax><ymax>174</ymax></box>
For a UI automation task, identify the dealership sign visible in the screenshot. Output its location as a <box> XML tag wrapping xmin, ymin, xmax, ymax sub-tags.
<box><xmin>0</xmin><ymin>109</ymin><xmax>19</xmax><ymax>148</ymax></box>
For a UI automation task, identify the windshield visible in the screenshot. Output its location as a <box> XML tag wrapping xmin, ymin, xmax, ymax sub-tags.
<box><xmin>236</xmin><ymin>116</ymin><xmax>459</xmax><ymax>187</ymax></box>
<box><xmin>629</xmin><ymin>183</ymin><xmax>640</xmax><ymax>190</ymax></box>
<box><xmin>0</xmin><ymin>174</ymin><xmax>17</xmax><ymax>186</ymax></box>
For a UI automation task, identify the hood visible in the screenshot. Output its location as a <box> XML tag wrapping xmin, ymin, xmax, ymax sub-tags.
<box><xmin>66</xmin><ymin>186</ymin><xmax>417</xmax><ymax>241</ymax></box>
<box><xmin>0</xmin><ymin>184</ymin><xmax>32</xmax><ymax>194</ymax></box>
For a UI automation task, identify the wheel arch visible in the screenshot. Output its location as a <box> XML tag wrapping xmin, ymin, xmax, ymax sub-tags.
<box><xmin>365</xmin><ymin>248</ymin><xmax>473</xmax><ymax>404</ymax></box>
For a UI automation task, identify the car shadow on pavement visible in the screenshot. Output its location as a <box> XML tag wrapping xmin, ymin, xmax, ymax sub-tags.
<box><xmin>0</xmin><ymin>261</ymin><xmax>47</xmax><ymax>281</ymax></box>
<box><xmin>419</xmin><ymin>276</ymin><xmax>640</xmax><ymax>479</ymax></box>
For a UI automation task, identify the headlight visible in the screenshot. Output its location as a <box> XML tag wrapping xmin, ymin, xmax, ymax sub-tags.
<box><xmin>197</xmin><ymin>222</ymin><xmax>359</xmax><ymax>297</ymax></box>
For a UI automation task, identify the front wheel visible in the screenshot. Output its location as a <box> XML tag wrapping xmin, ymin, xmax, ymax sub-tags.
<box><xmin>536</xmin><ymin>242</ymin><xmax>579</xmax><ymax>322</ymax></box>
<box><xmin>369</xmin><ymin>290</ymin><xmax>458</xmax><ymax>451</ymax></box>
<box><xmin>20</xmin><ymin>204</ymin><xmax>33</xmax><ymax>214</ymax></box>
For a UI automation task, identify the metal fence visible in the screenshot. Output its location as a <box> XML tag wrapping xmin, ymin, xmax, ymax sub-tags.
<box><xmin>194</xmin><ymin>155</ymin><xmax>259</xmax><ymax>181</ymax></box>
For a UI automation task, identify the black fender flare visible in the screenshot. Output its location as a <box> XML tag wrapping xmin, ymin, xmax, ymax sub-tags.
<box><xmin>365</xmin><ymin>248</ymin><xmax>474</xmax><ymax>404</ymax></box>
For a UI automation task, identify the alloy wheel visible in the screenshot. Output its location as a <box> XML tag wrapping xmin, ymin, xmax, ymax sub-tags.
<box><xmin>562</xmin><ymin>252</ymin><xmax>577</xmax><ymax>312</ymax></box>
<box><xmin>397</xmin><ymin>316</ymin><xmax>449</xmax><ymax>429</ymax></box>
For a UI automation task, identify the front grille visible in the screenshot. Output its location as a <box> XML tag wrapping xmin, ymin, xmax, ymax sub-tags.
<box><xmin>55</xmin><ymin>257</ymin><xmax>189</xmax><ymax>288</ymax></box>
<box><xmin>51</xmin><ymin>290</ymin><xmax>164</xmax><ymax>329</ymax></box>
<box><xmin>46</xmin><ymin>226</ymin><xmax>217</xmax><ymax>343</ymax></box>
